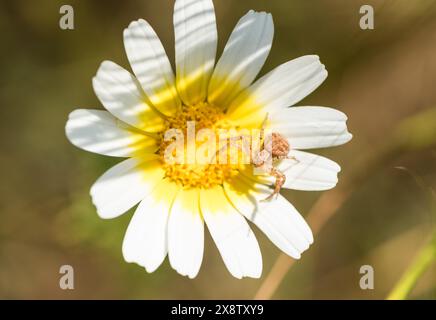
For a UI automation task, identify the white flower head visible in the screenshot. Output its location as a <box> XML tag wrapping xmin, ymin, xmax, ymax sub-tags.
<box><xmin>65</xmin><ymin>0</ymin><xmax>352</xmax><ymax>279</ymax></box>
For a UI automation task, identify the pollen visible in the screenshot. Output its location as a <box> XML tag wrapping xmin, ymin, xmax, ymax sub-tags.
<box><xmin>166</xmin><ymin>102</ymin><xmax>224</xmax><ymax>131</ymax></box>
<box><xmin>159</xmin><ymin>102</ymin><xmax>239</xmax><ymax>189</ymax></box>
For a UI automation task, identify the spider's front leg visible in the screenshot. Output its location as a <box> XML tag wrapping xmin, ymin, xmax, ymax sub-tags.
<box><xmin>261</xmin><ymin>167</ymin><xmax>286</xmax><ymax>202</ymax></box>
<box><xmin>273</xmin><ymin>155</ymin><xmax>300</xmax><ymax>163</ymax></box>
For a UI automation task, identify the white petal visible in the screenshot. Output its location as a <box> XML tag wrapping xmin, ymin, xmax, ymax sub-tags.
<box><xmin>124</xmin><ymin>19</ymin><xmax>181</xmax><ymax>116</ymax></box>
<box><xmin>122</xmin><ymin>179</ymin><xmax>180</xmax><ymax>273</ymax></box>
<box><xmin>65</xmin><ymin>109</ymin><xmax>157</xmax><ymax>157</ymax></box>
<box><xmin>208</xmin><ymin>10</ymin><xmax>273</xmax><ymax>108</ymax></box>
<box><xmin>168</xmin><ymin>188</ymin><xmax>204</xmax><ymax>279</ymax></box>
<box><xmin>174</xmin><ymin>0</ymin><xmax>217</xmax><ymax>105</ymax></box>
<box><xmin>278</xmin><ymin>150</ymin><xmax>341</xmax><ymax>191</ymax></box>
<box><xmin>270</xmin><ymin>106</ymin><xmax>352</xmax><ymax>149</ymax></box>
<box><xmin>93</xmin><ymin>61</ymin><xmax>165</xmax><ymax>132</ymax></box>
<box><xmin>224</xmin><ymin>175</ymin><xmax>313</xmax><ymax>259</ymax></box>
<box><xmin>226</xmin><ymin>55</ymin><xmax>327</xmax><ymax>128</ymax></box>
<box><xmin>90</xmin><ymin>156</ymin><xmax>165</xmax><ymax>219</ymax></box>
<box><xmin>200</xmin><ymin>186</ymin><xmax>262</xmax><ymax>279</ymax></box>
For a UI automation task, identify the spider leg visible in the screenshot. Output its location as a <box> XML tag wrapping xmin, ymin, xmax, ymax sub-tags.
<box><xmin>274</xmin><ymin>155</ymin><xmax>299</xmax><ymax>163</ymax></box>
<box><xmin>210</xmin><ymin>134</ymin><xmax>251</xmax><ymax>164</ymax></box>
<box><xmin>258</xmin><ymin>112</ymin><xmax>269</xmax><ymax>144</ymax></box>
<box><xmin>261</xmin><ymin>167</ymin><xmax>286</xmax><ymax>202</ymax></box>
<box><xmin>261</xmin><ymin>112</ymin><xmax>270</xmax><ymax>130</ymax></box>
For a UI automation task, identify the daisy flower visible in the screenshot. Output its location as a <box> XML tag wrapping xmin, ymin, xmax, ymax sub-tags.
<box><xmin>65</xmin><ymin>0</ymin><xmax>352</xmax><ymax>279</ymax></box>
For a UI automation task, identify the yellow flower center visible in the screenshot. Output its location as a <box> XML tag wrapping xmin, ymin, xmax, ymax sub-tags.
<box><xmin>159</xmin><ymin>102</ymin><xmax>240</xmax><ymax>189</ymax></box>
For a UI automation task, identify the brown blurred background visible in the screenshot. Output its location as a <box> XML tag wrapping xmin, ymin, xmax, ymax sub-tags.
<box><xmin>0</xmin><ymin>0</ymin><xmax>435</xmax><ymax>299</ymax></box>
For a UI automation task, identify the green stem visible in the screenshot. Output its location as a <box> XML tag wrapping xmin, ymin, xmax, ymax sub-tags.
<box><xmin>387</xmin><ymin>235</ymin><xmax>436</xmax><ymax>300</ymax></box>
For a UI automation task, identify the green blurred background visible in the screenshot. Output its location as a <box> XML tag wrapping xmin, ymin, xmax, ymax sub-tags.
<box><xmin>0</xmin><ymin>0</ymin><xmax>435</xmax><ymax>299</ymax></box>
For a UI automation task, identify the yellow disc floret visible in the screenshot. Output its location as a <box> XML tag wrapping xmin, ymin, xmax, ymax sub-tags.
<box><xmin>159</xmin><ymin>102</ymin><xmax>239</xmax><ymax>189</ymax></box>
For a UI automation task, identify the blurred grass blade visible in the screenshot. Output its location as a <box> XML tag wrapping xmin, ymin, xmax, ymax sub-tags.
<box><xmin>387</xmin><ymin>234</ymin><xmax>436</xmax><ymax>300</ymax></box>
